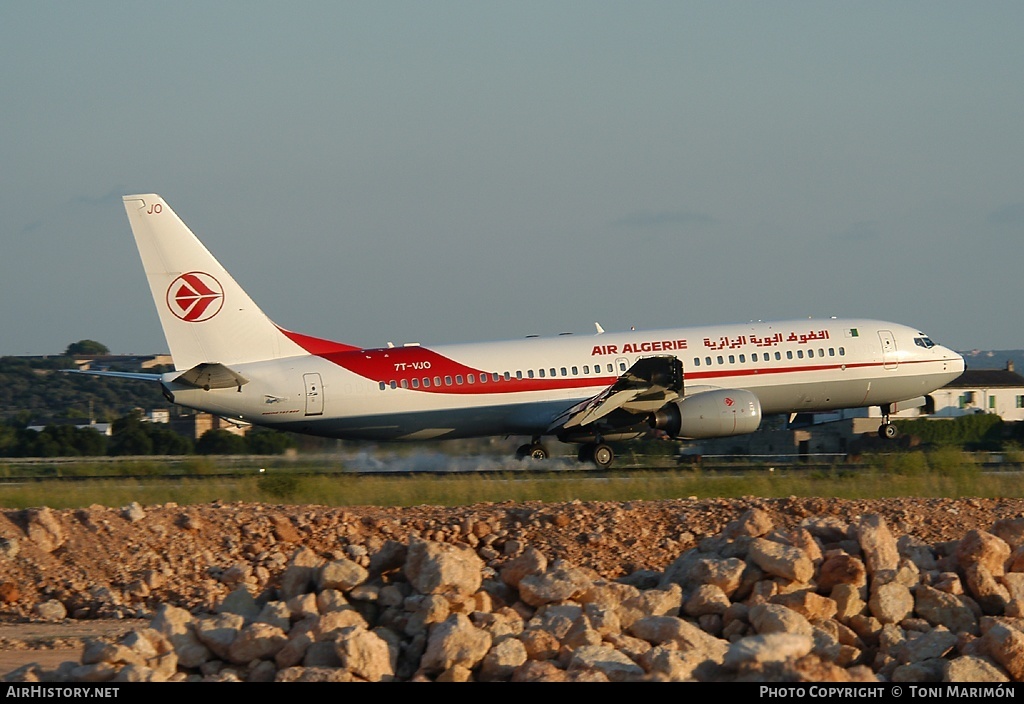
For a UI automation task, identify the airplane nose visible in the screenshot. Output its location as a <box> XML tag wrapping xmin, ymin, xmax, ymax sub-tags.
<box><xmin>948</xmin><ymin>348</ymin><xmax>966</xmax><ymax>373</ymax></box>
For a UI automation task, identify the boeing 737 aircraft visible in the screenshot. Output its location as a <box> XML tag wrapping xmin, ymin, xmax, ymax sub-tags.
<box><xmin>78</xmin><ymin>194</ymin><xmax>966</xmax><ymax>468</ymax></box>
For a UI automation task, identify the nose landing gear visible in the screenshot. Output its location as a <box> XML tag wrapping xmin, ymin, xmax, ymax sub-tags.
<box><xmin>878</xmin><ymin>403</ymin><xmax>899</xmax><ymax>439</ymax></box>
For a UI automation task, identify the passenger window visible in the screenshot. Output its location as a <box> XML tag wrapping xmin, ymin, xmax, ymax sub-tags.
<box><xmin>401</xmin><ymin>379</ymin><xmax>409</xmax><ymax>388</ymax></box>
<box><xmin>528</xmin><ymin>370</ymin><xmax>535</xmax><ymax>379</ymax></box>
<box><xmin>583</xmin><ymin>365</ymin><xmax>590</xmax><ymax>374</ymax></box>
<box><xmin>538</xmin><ymin>369</ymin><xmax>545</xmax><ymax>378</ymax></box>
<box><xmin>739</xmin><ymin>354</ymin><xmax>745</xmax><ymax>363</ymax></box>
<box><xmin>693</xmin><ymin>358</ymin><xmax>700</xmax><ymax>367</ymax></box>
<box><xmin>422</xmin><ymin>378</ymin><xmax>430</xmax><ymax>388</ymax></box>
<box><xmin>839</xmin><ymin>347</ymin><xmax>845</xmax><ymax>356</ymax></box>
<box><xmin>505</xmin><ymin>372</ymin><xmax>511</xmax><ymax>380</ymax></box>
<box><xmin>561</xmin><ymin>367</ymin><xmax>568</xmax><ymax>376</ymax></box>
<box><xmin>389</xmin><ymin>380</ymin><xmax>397</xmax><ymax>389</ymax></box>
<box><xmin>551</xmin><ymin>368</ymin><xmax>557</xmax><ymax>377</ymax></box>
<box><xmin>829</xmin><ymin>348</ymin><xmax>835</xmax><ymax>357</ymax></box>
<box><xmin>705</xmin><ymin>357</ymin><xmax>712</xmax><ymax>366</ymax></box>
<box><xmin>412</xmin><ymin>378</ymin><xmax>419</xmax><ymax>388</ymax></box>
<box><xmin>775</xmin><ymin>352</ymin><xmax>781</xmax><ymax>360</ymax></box>
<box><xmin>717</xmin><ymin>356</ymin><xmax>724</xmax><ymax>365</ymax></box>
<box><xmin>456</xmin><ymin>375</ymin><xmax>463</xmax><ymax>385</ymax></box>
<box><xmin>444</xmin><ymin>376</ymin><xmax>453</xmax><ymax>385</ymax></box>
<box><xmin>728</xmin><ymin>355</ymin><xmax>735</xmax><ymax>364</ymax></box>
<box><xmin>379</xmin><ymin>381</ymin><xmax>386</xmax><ymax>391</ymax></box>
<box><xmin>434</xmin><ymin>376</ymin><xmax>442</xmax><ymax>386</ymax></box>
<box><xmin>752</xmin><ymin>353</ymin><xmax>758</xmax><ymax>362</ymax></box>
<box><xmin>818</xmin><ymin>348</ymin><xmax>824</xmax><ymax>357</ymax></box>
<box><xmin>618</xmin><ymin>362</ymin><xmax>627</xmax><ymax>372</ymax></box>
<box><xmin>787</xmin><ymin>351</ymin><xmax>794</xmax><ymax>360</ymax></box>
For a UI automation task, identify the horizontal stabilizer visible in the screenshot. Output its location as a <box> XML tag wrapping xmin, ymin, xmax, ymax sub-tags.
<box><xmin>173</xmin><ymin>363</ymin><xmax>249</xmax><ymax>390</ymax></box>
<box><xmin>60</xmin><ymin>369</ymin><xmax>163</xmax><ymax>382</ymax></box>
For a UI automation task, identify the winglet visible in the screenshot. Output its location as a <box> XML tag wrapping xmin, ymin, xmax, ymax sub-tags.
<box><xmin>595</xmin><ymin>322</ymin><xmax>605</xmax><ymax>335</ymax></box>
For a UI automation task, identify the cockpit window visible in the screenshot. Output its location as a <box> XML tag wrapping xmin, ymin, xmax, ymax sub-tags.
<box><xmin>914</xmin><ymin>337</ymin><xmax>935</xmax><ymax>349</ymax></box>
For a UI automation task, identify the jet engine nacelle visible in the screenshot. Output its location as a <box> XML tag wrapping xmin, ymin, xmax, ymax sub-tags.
<box><xmin>651</xmin><ymin>389</ymin><xmax>763</xmax><ymax>439</ymax></box>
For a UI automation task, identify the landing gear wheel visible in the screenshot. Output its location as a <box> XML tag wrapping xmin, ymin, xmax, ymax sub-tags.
<box><xmin>516</xmin><ymin>443</ymin><xmax>549</xmax><ymax>461</ymax></box>
<box><xmin>879</xmin><ymin>423</ymin><xmax>898</xmax><ymax>440</ymax></box>
<box><xmin>592</xmin><ymin>443</ymin><xmax>614</xmax><ymax>469</ymax></box>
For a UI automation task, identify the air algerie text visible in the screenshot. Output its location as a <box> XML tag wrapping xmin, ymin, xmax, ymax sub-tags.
<box><xmin>591</xmin><ymin>339</ymin><xmax>688</xmax><ymax>356</ymax></box>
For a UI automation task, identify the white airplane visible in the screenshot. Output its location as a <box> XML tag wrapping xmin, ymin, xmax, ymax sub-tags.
<box><xmin>82</xmin><ymin>194</ymin><xmax>966</xmax><ymax>468</ymax></box>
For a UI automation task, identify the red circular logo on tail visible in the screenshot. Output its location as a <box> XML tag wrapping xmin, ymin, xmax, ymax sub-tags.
<box><xmin>166</xmin><ymin>272</ymin><xmax>224</xmax><ymax>322</ymax></box>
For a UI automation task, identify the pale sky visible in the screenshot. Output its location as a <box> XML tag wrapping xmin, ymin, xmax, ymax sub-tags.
<box><xmin>2</xmin><ymin>2</ymin><xmax>1022</xmax><ymax>357</ymax></box>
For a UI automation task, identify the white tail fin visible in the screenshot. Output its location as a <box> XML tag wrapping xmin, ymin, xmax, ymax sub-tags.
<box><xmin>123</xmin><ymin>194</ymin><xmax>307</xmax><ymax>370</ymax></box>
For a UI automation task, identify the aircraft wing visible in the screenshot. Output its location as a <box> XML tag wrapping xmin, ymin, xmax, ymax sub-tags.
<box><xmin>548</xmin><ymin>355</ymin><xmax>683</xmax><ymax>431</ymax></box>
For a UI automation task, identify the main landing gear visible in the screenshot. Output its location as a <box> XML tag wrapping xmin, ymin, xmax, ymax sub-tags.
<box><xmin>577</xmin><ymin>442</ymin><xmax>615</xmax><ymax>470</ymax></box>
<box><xmin>515</xmin><ymin>439</ymin><xmax>549</xmax><ymax>461</ymax></box>
<box><xmin>514</xmin><ymin>437</ymin><xmax>615</xmax><ymax>469</ymax></box>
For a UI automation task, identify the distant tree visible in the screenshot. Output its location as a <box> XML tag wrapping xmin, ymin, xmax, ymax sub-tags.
<box><xmin>0</xmin><ymin>423</ymin><xmax>16</xmax><ymax>455</ymax></box>
<box><xmin>108</xmin><ymin>426</ymin><xmax>154</xmax><ymax>456</ymax></box>
<box><xmin>147</xmin><ymin>425</ymin><xmax>194</xmax><ymax>455</ymax></box>
<box><xmin>30</xmin><ymin>424</ymin><xmax>109</xmax><ymax>456</ymax></box>
<box><xmin>246</xmin><ymin>428</ymin><xmax>296</xmax><ymax>455</ymax></box>
<box><xmin>1</xmin><ymin>357</ymin><xmax>170</xmax><ymax>425</ymax></box>
<box><xmin>64</xmin><ymin>340</ymin><xmax>109</xmax><ymax>356</ymax></box>
<box><xmin>196</xmin><ymin>429</ymin><xmax>248</xmax><ymax>455</ymax></box>
<box><xmin>108</xmin><ymin>411</ymin><xmax>154</xmax><ymax>456</ymax></box>
<box><xmin>14</xmin><ymin>429</ymin><xmax>61</xmax><ymax>457</ymax></box>
<box><xmin>895</xmin><ymin>414</ymin><xmax>1005</xmax><ymax>449</ymax></box>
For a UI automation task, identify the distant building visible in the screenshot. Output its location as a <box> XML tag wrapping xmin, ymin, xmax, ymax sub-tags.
<box><xmin>72</xmin><ymin>354</ymin><xmax>173</xmax><ymax>371</ymax></box>
<box><xmin>928</xmin><ymin>361</ymin><xmax>1024</xmax><ymax>422</ymax></box>
<box><xmin>26</xmin><ymin>419</ymin><xmax>112</xmax><ymax>436</ymax></box>
<box><xmin>145</xmin><ymin>409</ymin><xmax>171</xmax><ymax>424</ymax></box>
<box><xmin>167</xmin><ymin>412</ymin><xmax>249</xmax><ymax>440</ymax></box>
<box><xmin>26</xmin><ymin>411</ymin><xmax>248</xmax><ymax>444</ymax></box>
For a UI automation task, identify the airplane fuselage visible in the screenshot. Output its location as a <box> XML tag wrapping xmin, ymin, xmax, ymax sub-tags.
<box><xmin>162</xmin><ymin>317</ymin><xmax>964</xmax><ymax>443</ymax></box>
